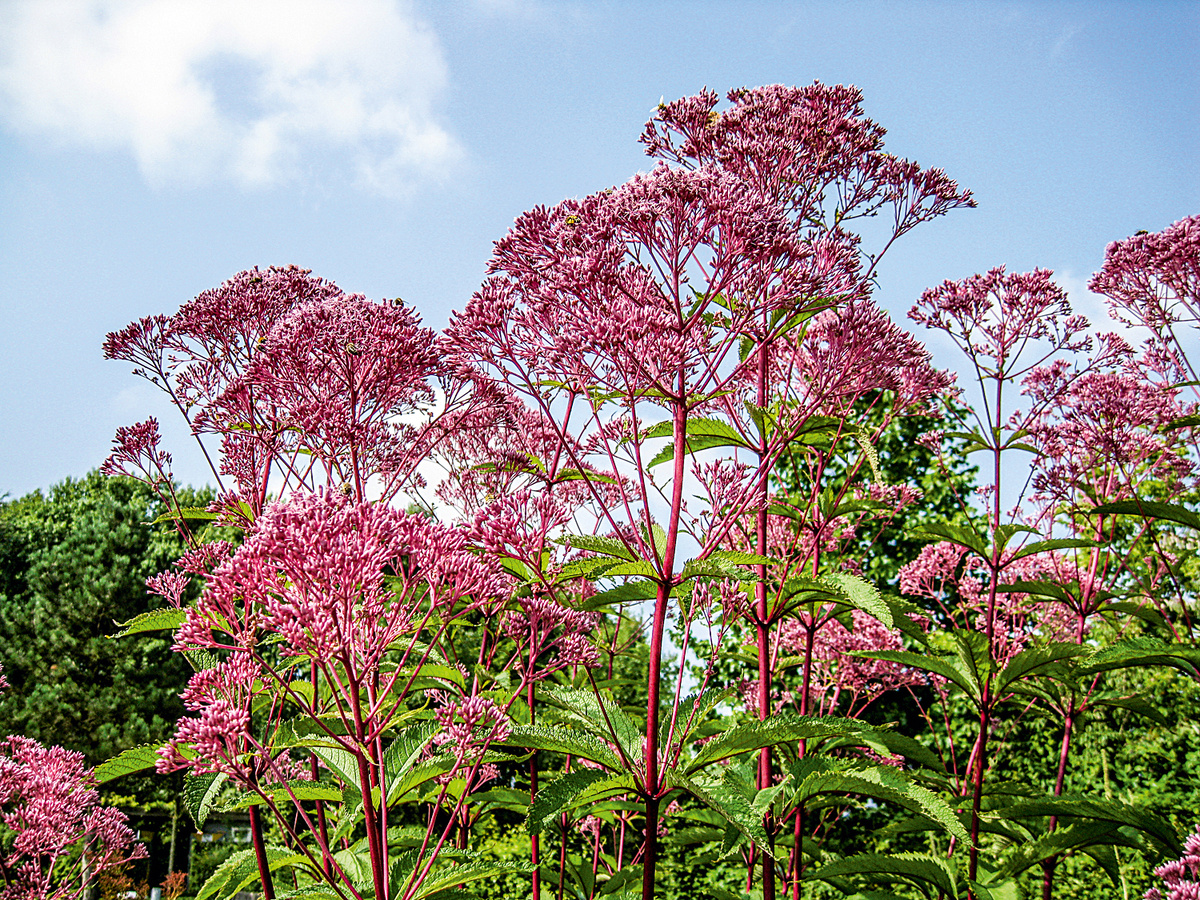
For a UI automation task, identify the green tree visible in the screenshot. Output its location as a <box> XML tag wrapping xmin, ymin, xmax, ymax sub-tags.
<box><xmin>0</xmin><ymin>471</ymin><xmax>207</xmax><ymax>766</ymax></box>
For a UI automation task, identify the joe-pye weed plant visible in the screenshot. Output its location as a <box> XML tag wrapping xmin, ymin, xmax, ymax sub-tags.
<box><xmin>96</xmin><ymin>86</ymin><xmax>1200</xmax><ymax>900</ymax></box>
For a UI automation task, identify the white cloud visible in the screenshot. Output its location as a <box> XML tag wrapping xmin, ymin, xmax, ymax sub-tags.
<box><xmin>0</xmin><ymin>0</ymin><xmax>461</xmax><ymax>194</ymax></box>
<box><xmin>1054</xmin><ymin>268</ymin><xmax>1133</xmax><ymax>339</ymax></box>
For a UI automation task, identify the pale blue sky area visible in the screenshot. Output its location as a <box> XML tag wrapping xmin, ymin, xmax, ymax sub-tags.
<box><xmin>1</xmin><ymin>0</ymin><xmax>1197</xmax><ymax>497</ymax></box>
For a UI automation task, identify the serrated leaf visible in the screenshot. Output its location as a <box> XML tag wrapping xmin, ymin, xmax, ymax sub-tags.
<box><xmin>856</xmin><ymin>646</ymin><xmax>984</xmax><ymax>707</ymax></box>
<box><xmin>152</xmin><ymin>506</ymin><xmax>219</xmax><ymax>525</ymax></box>
<box><xmin>822</xmin><ymin>572</ymin><xmax>892</xmax><ymax>628</ymax></box>
<box><xmin>383</xmin><ymin>722</ymin><xmax>438</xmax><ymax>785</ymax></box>
<box><xmin>560</xmin><ymin>557</ymin><xmax>623</xmax><ymax>579</ymax></box>
<box><xmin>500</xmin><ymin>725</ymin><xmax>623</xmax><ymax>771</ymax></box>
<box><xmin>227</xmin><ymin>781</ymin><xmax>343</xmax><ymax>810</ymax></box>
<box><xmin>647</xmin><ymin>417</ymin><xmax>751</xmax><ymax>468</ymax></box>
<box><xmin>684</xmin><ymin>713</ymin><xmax>870</xmax><ymax>775</ymax></box>
<box><xmin>1000</xmin><ymin>822</ymin><xmax>1122</xmax><ymax>877</ymax></box>
<box><xmin>1078</xmin><ymin>637</ymin><xmax>1200</xmax><ymax>677</ymax></box>
<box><xmin>402</xmin><ymin>853</ymin><xmax>535</xmax><ymax>900</ymax></box>
<box><xmin>184</xmin><ymin>649</ymin><xmax>220</xmax><ymax>672</ymax></box>
<box><xmin>583</xmin><ymin>580</ymin><xmax>659</xmax><ymax>610</ymax></box>
<box><xmin>313</xmin><ymin>746</ymin><xmax>361</xmax><ymax>788</ymax></box>
<box><xmin>1005</xmin><ymin>537</ymin><xmax>1097</xmax><ymax>563</ymax></box>
<box><xmin>112</xmin><ymin>606</ymin><xmax>188</xmax><ymax>638</ymax></box>
<box><xmin>601</xmin><ymin>560</ymin><xmax>660</xmax><ymax>579</ymax></box>
<box><xmin>808</xmin><ymin>852</ymin><xmax>956</xmax><ymax>898</ymax></box>
<box><xmin>185</xmin><ymin>772</ymin><xmax>228</xmax><ymax>827</ymax></box>
<box><xmin>274</xmin><ymin>887</ymin><xmax>342</xmax><ymax>900</ymax></box>
<box><xmin>94</xmin><ymin>744</ymin><xmax>161</xmax><ymax>784</ymax></box>
<box><xmin>539</xmin><ymin>684</ymin><xmax>642</xmax><ymax>759</ymax></box>
<box><xmin>196</xmin><ymin>846</ymin><xmax>306</xmax><ymax>900</ymax></box>
<box><xmin>1081</xmin><ymin>842</ymin><xmax>1123</xmax><ymax>888</ymax></box>
<box><xmin>556</xmin><ymin>468</ymin><xmax>619</xmax><ymax>485</ymax></box>
<box><xmin>1001</xmin><ymin>795</ymin><xmax>1180</xmax><ymax>854</ymax></box>
<box><xmin>527</xmin><ymin>770</ymin><xmax>634</xmax><ymax>834</ymax></box>
<box><xmin>993</xmin><ymin>643</ymin><xmax>1086</xmax><ymax>697</ymax></box>
<box><xmin>667</xmin><ymin>770</ymin><xmax>774</xmax><ymax>859</ymax></box>
<box><xmin>855</xmin><ymin>431</ymin><xmax>883</xmax><ymax>482</ymax></box>
<box><xmin>1091</xmin><ymin>498</ymin><xmax>1200</xmax><ymax>530</ymax></box>
<box><xmin>785</xmin><ymin>757</ymin><xmax>968</xmax><ymax>843</ymax></box>
<box><xmin>911</xmin><ymin>523</ymin><xmax>989</xmax><ymax>558</ymax></box>
<box><xmin>562</xmin><ymin>534</ymin><xmax>636</xmax><ymax>560</ymax></box>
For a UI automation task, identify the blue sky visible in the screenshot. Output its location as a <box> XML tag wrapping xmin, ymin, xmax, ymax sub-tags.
<box><xmin>1</xmin><ymin>0</ymin><xmax>1197</xmax><ymax>498</ymax></box>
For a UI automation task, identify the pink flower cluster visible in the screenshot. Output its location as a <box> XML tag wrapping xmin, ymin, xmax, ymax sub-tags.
<box><xmin>105</xmin><ymin>266</ymin><xmax>456</xmax><ymax>513</ymax></box>
<box><xmin>1024</xmin><ymin>364</ymin><xmax>1193</xmax><ymax>510</ymax></box>
<box><xmin>432</xmin><ymin>694</ymin><xmax>512</xmax><ymax>767</ymax></box>
<box><xmin>775</xmin><ymin>297</ymin><xmax>953</xmax><ymax>419</ymax></box>
<box><xmin>100</xmin><ymin>418</ymin><xmax>172</xmax><ymax>487</ymax></box>
<box><xmin>502</xmin><ymin>593</ymin><xmax>601</xmax><ymax>674</ymax></box>
<box><xmin>899</xmin><ymin>542</ymin><xmax>1078</xmax><ymax>662</ymax></box>
<box><xmin>641</xmin><ymin>83</ymin><xmax>973</xmax><ymax>239</ymax></box>
<box><xmin>779</xmin><ymin>611</ymin><xmax>921</xmax><ymax>715</ymax></box>
<box><xmin>1146</xmin><ymin>824</ymin><xmax>1200</xmax><ymax>900</ymax></box>
<box><xmin>1091</xmin><ymin>215</ymin><xmax>1200</xmax><ymax>338</ymax></box>
<box><xmin>0</xmin><ymin>737</ymin><xmax>145</xmax><ymax>900</ymax></box>
<box><xmin>910</xmin><ymin>267</ymin><xmax>1091</xmax><ymax>378</ymax></box>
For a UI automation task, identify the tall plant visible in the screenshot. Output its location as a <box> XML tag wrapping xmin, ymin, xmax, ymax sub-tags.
<box><xmin>446</xmin><ymin>83</ymin><xmax>973</xmax><ymax>899</ymax></box>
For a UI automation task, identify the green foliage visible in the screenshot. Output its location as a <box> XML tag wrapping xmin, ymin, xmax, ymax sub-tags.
<box><xmin>0</xmin><ymin>471</ymin><xmax>209</xmax><ymax>765</ymax></box>
<box><xmin>775</xmin><ymin>393</ymin><xmax>980</xmax><ymax>588</ymax></box>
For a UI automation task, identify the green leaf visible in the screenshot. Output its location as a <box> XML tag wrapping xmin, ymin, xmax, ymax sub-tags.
<box><xmin>1004</xmin><ymin>537</ymin><xmax>1097</xmax><ymax>563</ymax></box>
<box><xmin>684</xmin><ymin>714</ymin><xmax>871</xmax><ymax>775</ymax></box>
<box><xmin>383</xmin><ymin>722</ymin><xmax>439</xmax><ymax>790</ymax></box>
<box><xmin>1001</xmin><ymin>795</ymin><xmax>1180</xmax><ymax>854</ymax></box>
<box><xmin>808</xmin><ymin>852</ymin><xmax>957</xmax><ymax>898</ymax></box>
<box><xmin>227</xmin><ymin>781</ymin><xmax>344</xmax><ymax>810</ymax></box>
<box><xmin>681</xmin><ymin>551</ymin><xmax>772</xmax><ymax>582</ymax></box>
<box><xmin>406</xmin><ymin>664</ymin><xmax>466</xmax><ymax>690</ymax></box>
<box><xmin>601</xmin><ymin>560</ymin><xmax>660</xmax><ymax>579</ymax></box>
<box><xmin>1078</xmin><ymin>637</ymin><xmax>1200</xmax><ymax>677</ymax></box>
<box><xmin>501</xmin><ymin>725</ymin><xmax>623</xmax><ymax>771</ymax></box>
<box><xmin>855</xmin><ymin>430</ymin><xmax>883</xmax><ymax>483</ymax></box>
<box><xmin>647</xmin><ymin>417</ymin><xmax>752</xmax><ymax>468</ymax></box>
<box><xmin>556</xmin><ymin>468</ymin><xmax>620</xmax><ymax>486</ymax></box>
<box><xmin>184</xmin><ymin>772</ymin><xmax>228</xmax><ymax>827</ymax></box>
<box><xmin>185</xmin><ymin>649</ymin><xmax>220</xmax><ymax>672</ymax></box>
<box><xmin>821</xmin><ymin>572</ymin><xmax>892</xmax><ymax>628</ymax></box>
<box><xmin>1091</xmin><ymin>499</ymin><xmax>1200</xmax><ymax>530</ymax></box>
<box><xmin>94</xmin><ymin>743</ymin><xmax>161</xmax><ymax>784</ymax></box>
<box><xmin>313</xmin><ymin>746</ymin><xmax>361</xmax><ymax>788</ymax></box>
<box><xmin>993</xmin><ymin>523</ymin><xmax>1039</xmax><ymax>555</ymax></box>
<box><xmin>1091</xmin><ymin>693</ymin><xmax>1169</xmax><ymax>726</ymax></box>
<box><xmin>911</xmin><ymin>523</ymin><xmax>988</xmax><ymax>558</ymax></box>
<box><xmin>1081</xmin><ymin>843</ymin><xmax>1123</xmax><ymax>888</ymax></box>
<box><xmin>196</xmin><ymin>846</ymin><xmax>307</xmax><ymax>900</ymax></box>
<box><xmin>1001</xmin><ymin>822</ymin><xmax>1125</xmax><ymax>877</ymax></box>
<box><xmin>643</xmin><ymin>522</ymin><xmax>669</xmax><ymax>561</ymax></box>
<box><xmin>408</xmin><ymin>859</ymin><xmax>535</xmax><ymax>900</ymax></box>
<box><xmin>527</xmin><ymin>770</ymin><xmax>636</xmax><ymax>834</ymax></box>
<box><xmin>152</xmin><ymin>506</ymin><xmax>219</xmax><ymax>525</ymax></box>
<box><xmin>667</xmin><ymin>769</ymin><xmax>774</xmax><ymax>859</ymax></box>
<box><xmin>274</xmin><ymin>887</ymin><xmax>342</xmax><ymax>900</ymax></box>
<box><xmin>858</xmin><ymin>634</ymin><xmax>987</xmax><ymax>708</ymax></box>
<box><xmin>583</xmin><ymin>580</ymin><xmax>659</xmax><ymax>610</ymax></box>
<box><xmin>785</xmin><ymin>757</ymin><xmax>969</xmax><ymax>843</ymax></box>
<box><xmin>562</xmin><ymin>534</ymin><xmax>636</xmax><ymax>560</ymax></box>
<box><xmin>540</xmin><ymin>684</ymin><xmax>642</xmax><ymax>759</ymax></box>
<box><xmin>112</xmin><ymin>606</ymin><xmax>188</xmax><ymax>638</ymax></box>
<box><xmin>560</xmin><ymin>557</ymin><xmax>624</xmax><ymax>579</ymax></box>
<box><xmin>993</xmin><ymin>643</ymin><xmax>1086</xmax><ymax>698</ymax></box>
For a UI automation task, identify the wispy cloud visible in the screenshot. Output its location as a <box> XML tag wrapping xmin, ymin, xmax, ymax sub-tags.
<box><xmin>0</xmin><ymin>0</ymin><xmax>461</xmax><ymax>195</ymax></box>
<box><xmin>1049</xmin><ymin>22</ymin><xmax>1083</xmax><ymax>60</ymax></box>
